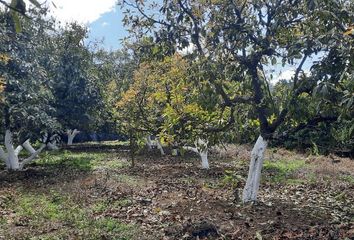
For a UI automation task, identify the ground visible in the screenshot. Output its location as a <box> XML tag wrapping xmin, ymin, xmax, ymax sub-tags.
<box><xmin>0</xmin><ymin>142</ymin><xmax>353</xmax><ymax>240</ymax></box>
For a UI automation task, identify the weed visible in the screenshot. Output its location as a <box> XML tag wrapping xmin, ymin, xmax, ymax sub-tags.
<box><xmin>339</xmin><ymin>175</ymin><xmax>354</xmax><ymax>185</ymax></box>
<box><xmin>219</xmin><ymin>170</ymin><xmax>244</xmax><ymax>188</ymax></box>
<box><xmin>263</xmin><ymin>159</ymin><xmax>306</xmax><ymax>183</ymax></box>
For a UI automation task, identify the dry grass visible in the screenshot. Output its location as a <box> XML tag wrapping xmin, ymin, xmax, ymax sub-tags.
<box><xmin>211</xmin><ymin>144</ymin><xmax>253</xmax><ymax>161</ymax></box>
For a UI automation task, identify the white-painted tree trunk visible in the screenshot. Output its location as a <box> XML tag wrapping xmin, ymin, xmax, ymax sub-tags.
<box><xmin>156</xmin><ymin>139</ymin><xmax>165</xmax><ymax>155</ymax></box>
<box><xmin>19</xmin><ymin>144</ymin><xmax>46</xmax><ymax>169</ymax></box>
<box><xmin>5</xmin><ymin>130</ymin><xmax>20</xmax><ymax>169</ymax></box>
<box><xmin>47</xmin><ymin>141</ymin><xmax>59</xmax><ymax>150</ymax></box>
<box><xmin>242</xmin><ymin>135</ymin><xmax>268</xmax><ymax>203</ymax></box>
<box><xmin>47</xmin><ymin>134</ymin><xmax>59</xmax><ymax>150</ymax></box>
<box><xmin>0</xmin><ymin>130</ymin><xmax>46</xmax><ymax>170</ymax></box>
<box><xmin>146</xmin><ymin>135</ymin><xmax>153</xmax><ymax>150</ymax></box>
<box><xmin>200</xmin><ymin>151</ymin><xmax>209</xmax><ymax>169</ymax></box>
<box><xmin>183</xmin><ymin>139</ymin><xmax>209</xmax><ymax>169</ymax></box>
<box><xmin>14</xmin><ymin>145</ymin><xmax>23</xmax><ymax>156</ymax></box>
<box><xmin>67</xmin><ymin>129</ymin><xmax>80</xmax><ymax>145</ymax></box>
<box><xmin>22</xmin><ymin>139</ymin><xmax>36</xmax><ymax>154</ymax></box>
<box><xmin>0</xmin><ymin>130</ymin><xmax>21</xmax><ymax>170</ymax></box>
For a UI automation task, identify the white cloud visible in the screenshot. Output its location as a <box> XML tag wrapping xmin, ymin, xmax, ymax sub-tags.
<box><xmin>178</xmin><ymin>44</ymin><xmax>195</xmax><ymax>55</ymax></box>
<box><xmin>1</xmin><ymin>0</ymin><xmax>117</xmax><ymax>24</ymax></box>
<box><xmin>276</xmin><ymin>69</ymin><xmax>295</xmax><ymax>82</ymax></box>
<box><xmin>272</xmin><ymin>69</ymin><xmax>310</xmax><ymax>85</ymax></box>
<box><xmin>47</xmin><ymin>0</ymin><xmax>117</xmax><ymax>24</ymax></box>
<box><xmin>101</xmin><ymin>21</ymin><xmax>109</xmax><ymax>27</ymax></box>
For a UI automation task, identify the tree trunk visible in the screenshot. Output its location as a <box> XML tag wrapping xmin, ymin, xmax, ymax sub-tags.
<box><xmin>200</xmin><ymin>151</ymin><xmax>209</xmax><ymax>169</ymax></box>
<box><xmin>19</xmin><ymin>144</ymin><xmax>46</xmax><ymax>169</ymax></box>
<box><xmin>47</xmin><ymin>141</ymin><xmax>59</xmax><ymax>150</ymax></box>
<box><xmin>0</xmin><ymin>147</ymin><xmax>8</xmax><ymax>168</ymax></box>
<box><xmin>22</xmin><ymin>139</ymin><xmax>36</xmax><ymax>154</ymax></box>
<box><xmin>183</xmin><ymin>139</ymin><xmax>209</xmax><ymax>169</ymax></box>
<box><xmin>129</xmin><ymin>130</ymin><xmax>136</xmax><ymax>168</ymax></box>
<box><xmin>242</xmin><ymin>135</ymin><xmax>268</xmax><ymax>203</ymax></box>
<box><xmin>47</xmin><ymin>134</ymin><xmax>59</xmax><ymax>150</ymax></box>
<box><xmin>4</xmin><ymin>130</ymin><xmax>20</xmax><ymax>170</ymax></box>
<box><xmin>0</xmin><ymin>131</ymin><xmax>46</xmax><ymax>170</ymax></box>
<box><xmin>156</xmin><ymin>139</ymin><xmax>165</xmax><ymax>155</ymax></box>
<box><xmin>67</xmin><ymin>129</ymin><xmax>80</xmax><ymax>145</ymax></box>
<box><xmin>197</xmin><ymin>139</ymin><xmax>209</xmax><ymax>169</ymax></box>
<box><xmin>146</xmin><ymin>135</ymin><xmax>153</xmax><ymax>150</ymax></box>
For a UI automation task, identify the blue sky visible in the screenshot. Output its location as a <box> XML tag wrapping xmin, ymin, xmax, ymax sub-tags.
<box><xmin>87</xmin><ymin>5</ymin><xmax>128</xmax><ymax>51</ymax></box>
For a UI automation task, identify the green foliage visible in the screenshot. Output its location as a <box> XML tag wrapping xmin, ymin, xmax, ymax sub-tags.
<box><xmin>117</xmin><ymin>54</ymin><xmax>232</xmax><ymax>146</ymax></box>
<box><xmin>51</xmin><ymin>23</ymin><xmax>102</xmax><ymax>132</ymax></box>
<box><xmin>93</xmin><ymin>49</ymin><xmax>137</xmax><ymax>133</ymax></box>
<box><xmin>0</xmin><ymin>9</ymin><xmax>61</xmax><ymax>143</ymax></box>
<box><xmin>0</xmin><ymin>0</ymin><xmax>43</xmax><ymax>33</ymax></box>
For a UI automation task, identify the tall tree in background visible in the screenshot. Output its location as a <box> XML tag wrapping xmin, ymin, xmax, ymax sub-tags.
<box><xmin>121</xmin><ymin>0</ymin><xmax>353</xmax><ymax>202</ymax></box>
<box><xmin>52</xmin><ymin>23</ymin><xmax>101</xmax><ymax>145</ymax></box>
<box><xmin>93</xmin><ymin>48</ymin><xmax>137</xmax><ymax>137</ymax></box>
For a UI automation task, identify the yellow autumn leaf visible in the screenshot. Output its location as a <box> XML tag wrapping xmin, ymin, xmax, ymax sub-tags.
<box><xmin>0</xmin><ymin>53</ymin><xmax>11</xmax><ymax>63</ymax></box>
<box><xmin>344</xmin><ymin>27</ymin><xmax>353</xmax><ymax>36</ymax></box>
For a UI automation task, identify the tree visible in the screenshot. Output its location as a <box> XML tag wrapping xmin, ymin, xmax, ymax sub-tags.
<box><xmin>92</xmin><ymin>48</ymin><xmax>137</xmax><ymax>138</ymax></box>
<box><xmin>116</xmin><ymin>56</ymin><xmax>173</xmax><ymax>155</ymax></box>
<box><xmin>118</xmin><ymin>54</ymin><xmax>233</xmax><ymax>168</ymax></box>
<box><xmin>0</xmin><ymin>8</ymin><xmax>60</xmax><ymax>170</ymax></box>
<box><xmin>51</xmin><ymin>23</ymin><xmax>102</xmax><ymax>145</ymax></box>
<box><xmin>120</xmin><ymin>0</ymin><xmax>353</xmax><ymax>202</ymax></box>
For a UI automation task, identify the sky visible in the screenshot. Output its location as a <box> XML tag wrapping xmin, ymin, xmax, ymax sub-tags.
<box><xmin>46</xmin><ymin>0</ymin><xmax>128</xmax><ymax>50</ymax></box>
<box><xmin>86</xmin><ymin>5</ymin><xmax>129</xmax><ymax>51</ymax></box>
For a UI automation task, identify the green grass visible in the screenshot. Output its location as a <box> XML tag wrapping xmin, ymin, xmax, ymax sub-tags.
<box><xmin>93</xmin><ymin>198</ymin><xmax>133</xmax><ymax>214</ymax></box>
<box><xmin>339</xmin><ymin>175</ymin><xmax>354</xmax><ymax>185</ymax></box>
<box><xmin>263</xmin><ymin>159</ymin><xmax>306</xmax><ymax>183</ymax></box>
<box><xmin>75</xmin><ymin>141</ymin><xmax>129</xmax><ymax>146</ymax></box>
<box><xmin>35</xmin><ymin>150</ymin><xmax>128</xmax><ymax>171</ymax></box>
<box><xmin>0</xmin><ymin>190</ymin><xmax>137</xmax><ymax>239</ymax></box>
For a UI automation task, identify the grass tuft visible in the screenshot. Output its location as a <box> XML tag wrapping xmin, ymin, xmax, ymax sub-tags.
<box><xmin>263</xmin><ymin>159</ymin><xmax>306</xmax><ymax>183</ymax></box>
